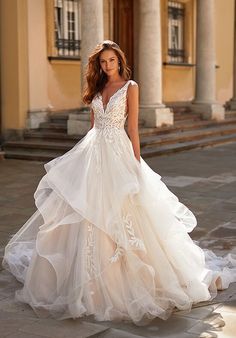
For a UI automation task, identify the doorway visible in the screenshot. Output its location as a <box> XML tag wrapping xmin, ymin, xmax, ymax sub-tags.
<box><xmin>113</xmin><ymin>0</ymin><xmax>134</xmax><ymax>74</ymax></box>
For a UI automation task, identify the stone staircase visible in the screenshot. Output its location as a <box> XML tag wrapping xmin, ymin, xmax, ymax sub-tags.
<box><xmin>2</xmin><ymin>109</ymin><xmax>236</xmax><ymax>161</ymax></box>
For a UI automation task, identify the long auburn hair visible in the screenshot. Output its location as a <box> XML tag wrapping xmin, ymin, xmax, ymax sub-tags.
<box><xmin>82</xmin><ymin>40</ymin><xmax>131</xmax><ymax>105</ymax></box>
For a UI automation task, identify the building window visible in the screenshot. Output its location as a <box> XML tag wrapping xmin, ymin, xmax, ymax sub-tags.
<box><xmin>54</xmin><ymin>0</ymin><xmax>81</xmax><ymax>58</ymax></box>
<box><xmin>168</xmin><ymin>1</ymin><xmax>185</xmax><ymax>63</ymax></box>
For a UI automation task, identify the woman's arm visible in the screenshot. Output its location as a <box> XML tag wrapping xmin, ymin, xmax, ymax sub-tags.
<box><xmin>127</xmin><ymin>82</ymin><xmax>140</xmax><ymax>162</ymax></box>
<box><xmin>90</xmin><ymin>109</ymin><xmax>94</xmax><ymax>129</ymax></box>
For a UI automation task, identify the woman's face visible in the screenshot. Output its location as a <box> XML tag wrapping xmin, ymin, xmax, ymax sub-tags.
<box><xmin>99</xmin><ymin>49</ymin><xmax>120</xmax><ymax>76</ymax></box>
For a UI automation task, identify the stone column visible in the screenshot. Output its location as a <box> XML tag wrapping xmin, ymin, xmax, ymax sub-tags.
<box><xmin>192</xmin><ymin>0</ymin><xmax>225</xmax><ymax>120</ymax></box>
<box><xmin>138</xmin><ymin>0</ymin><xmax>173</xmax><ymax>127</ymax></box>
<box><xmin>228</xmin><ymin>0</ymin><xmax>236</xmax><ymax>110</ymax></box>
<box><xmin>81</xmin><ymin>0</ymin><xmax>104</xmax><ymax>88</ymax></box>
<box><xmin>68</xmin><ymin>0</ymin><xmax>104</xmax><ymax>135</ymax></box>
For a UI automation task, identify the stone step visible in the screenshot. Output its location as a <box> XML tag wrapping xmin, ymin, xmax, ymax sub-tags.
<box><xmin>174</xmin><ymin>112</ymin><xmax>202</xmax><ymax>121</ymax></box>
<box><xmin>168</xmin><ymin>105</ymin><xmax>190</xmax><ymax>114</ymax></box>
<box><xmin>4</xmin><ymin>151</ymin><xmax>61</xmax><ymax>161</ymax></box>
<box><xmin>4</xmin><ymin>140</ymin><xmax>76</xmax><ymax>152</ymax></box>
<box><xmin>140</xmin><ymin>124</ymin><xmax>236</xmax><ymax>148</ymax></box>
<box><xmin>50</xmin><ymin>113</ymin><xmax>70</xmax><ymax>122</ymax></box>
<box><xmin>141</xmin><ymin>133</ymin><xmax>236</xmax><ymax>158</ymax></box>
<box><xmin>174</xmin><ymin>117</ymin><xmax>203</xmax><ymax>125</ymax></box>
<box><xmin>24</xmin><ymin>130</ymin><xmax>82</xmax><ymax>141</ymax></box>
<box><xmin>49</xmin><ymin>118</ymin><xmax>68</xmax><ymax>125</ymax></box>
<box><xmin>39</xmin><ymin>122</ymin><xmax>67</xmax><ymax>132</ymax></box>
<box><xmin>139</xmin><ymin>117</ymin><xmax>236</xmax><ymax>137</ymax></box>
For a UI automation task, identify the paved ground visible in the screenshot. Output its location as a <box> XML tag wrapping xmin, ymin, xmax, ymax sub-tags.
<box><xmin>0</xmin><ymin>142</ymin><xmax>236</xmax><ymax>338</ymax></box>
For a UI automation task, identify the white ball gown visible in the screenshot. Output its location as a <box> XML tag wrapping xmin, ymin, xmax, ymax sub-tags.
<box><xmin>2</xmin><ymin>80</ymin><xmax>236</xmax><ymax>325</ymax></box>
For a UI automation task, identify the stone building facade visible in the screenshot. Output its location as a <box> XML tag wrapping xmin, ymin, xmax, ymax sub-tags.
<box><xmin>0</xmin><ymin>0</ymin><xmax>236</xmax><ymax>139</ymax></box>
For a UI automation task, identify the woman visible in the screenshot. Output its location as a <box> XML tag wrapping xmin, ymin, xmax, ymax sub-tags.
<box><xmin>2</xmin><ymin>40</ymin><xmax>236</xmax><ymax>325</ymax></box>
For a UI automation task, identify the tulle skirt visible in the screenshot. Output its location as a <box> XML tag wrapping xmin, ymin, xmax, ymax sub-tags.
<box><xmin>2</xmin><ymin>127</ymin><xmax>236</xmax><ymax>325</ymax></box>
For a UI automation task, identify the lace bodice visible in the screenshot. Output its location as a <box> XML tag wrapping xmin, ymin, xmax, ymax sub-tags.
<box><xmin>91</xmin><ymin>80</ymin><xmax>135</xmax><ymax>131</ymax></box>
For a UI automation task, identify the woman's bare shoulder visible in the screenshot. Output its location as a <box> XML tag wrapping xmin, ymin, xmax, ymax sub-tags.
<box><xmin>128</xmin><ymin>80</ymin><xmax>139</xmax><ymax>87</ymax></box>
<box><xmin>127</xmin><ymin>80</ymin><xmax>139</xmax><ymax>95</ymax></box>
<box><xmin>127</xmin><ymin>80</ymin><xmax>139</xmax><ymax>99</ymax></box>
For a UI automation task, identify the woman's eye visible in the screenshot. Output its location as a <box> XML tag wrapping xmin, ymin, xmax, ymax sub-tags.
<box><xmin>100</xmin><ymin>59</ymin><xmax>115</xmax><ymax>64</ymax></box>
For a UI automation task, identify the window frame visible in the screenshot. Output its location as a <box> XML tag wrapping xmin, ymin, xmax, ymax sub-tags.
<box><xmin>162</xmin><ymin>0</ymin><xmax>195</xmax><ymax>67</ymax></box>
<box><xmin>46</xmin><ymin>0</ymin><xmax>81</xmax><ymax>61</ymax></box>
<box><xmin>168</xmin><ymin>1</ymin><xmax>185</xmax><ymax>63</ymax></box>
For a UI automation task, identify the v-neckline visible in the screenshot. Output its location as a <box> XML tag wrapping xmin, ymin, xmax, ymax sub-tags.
<box><xmin>100</xmin><ymin>80</ymin><xmax>130</xmax><ymax>112</ymax></box>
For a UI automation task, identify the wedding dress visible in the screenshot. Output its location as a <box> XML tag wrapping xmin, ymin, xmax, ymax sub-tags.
<box><xmin>2</xmin><ymin>80</ymin><xmax>236</xmax><ymax>325</ymax></box>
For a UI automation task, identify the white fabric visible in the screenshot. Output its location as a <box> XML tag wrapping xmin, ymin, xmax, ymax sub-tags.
<box><xmin>2</xmin><ymin>80</ymin><xmax>236</xmax><ymax>325</ymax></box>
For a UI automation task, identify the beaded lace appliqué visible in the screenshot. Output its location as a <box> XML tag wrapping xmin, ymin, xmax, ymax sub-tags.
<box><xmin>91</xmin><ymin>81</ymin><xmax>132</xmax><ymax>171</ymax></box>
<box><xmin>86</xmin><ymin>223</ymin><xmax>96</xmax><ymax>277</ymax></box>
<box><xmin>91</xmin><ymin>81</ymin><xmax>130</xmax><ymax>139</ymax></box>
<box><xmin>124</xmin><ymin>214</ymin><xmax>146</xmax><ymax>251</ymax></box>
<box><xmin>109</xmin><ymin>213</ymin><xmax>146</xmax><ymax>263</ymax></box>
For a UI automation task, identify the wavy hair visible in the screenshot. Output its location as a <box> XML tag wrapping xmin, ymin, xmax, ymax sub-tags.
<box><xmin>82</xmin><ymin>40</ymin><xmax>131</xmax><ymax>104</ymax></box>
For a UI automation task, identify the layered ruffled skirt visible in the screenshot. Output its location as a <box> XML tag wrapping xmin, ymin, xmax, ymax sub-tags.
<box><xmin>2</xmin><ymin>127</ymin><xmax>236</xmax><ymax>325</ymax></box>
